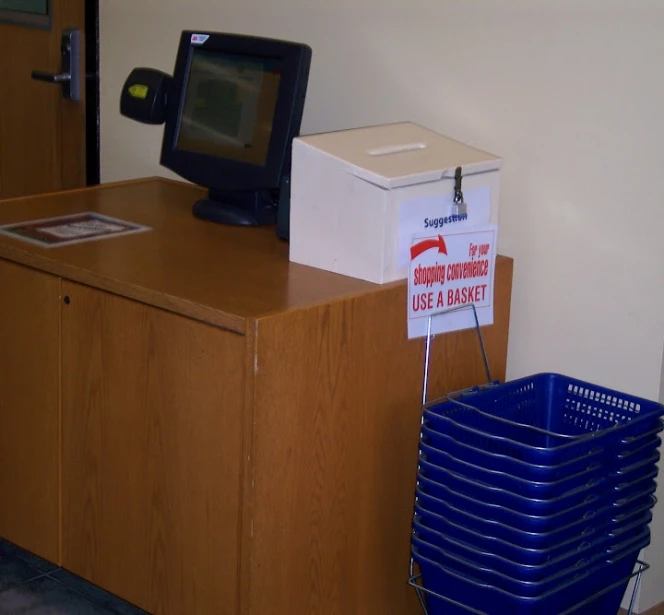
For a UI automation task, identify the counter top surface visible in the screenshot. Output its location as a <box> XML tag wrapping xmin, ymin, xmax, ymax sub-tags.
<box><xmin>0</xmin><ymin>178</ymin><xmax>387</xmax><ymax>333</ymax></box>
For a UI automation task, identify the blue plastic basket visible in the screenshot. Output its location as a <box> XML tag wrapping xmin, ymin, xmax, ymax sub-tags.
<box><xmin>416</xmin><ymin>467</ymin><xmax>657</xmax><ymax>533</ymax></box>
<box><xmin>411</xmin><ymin>526</ymin><xmax>649</xmax><ymax>596</ymax></box>
<box><xmin>409</xmin><ymin>313</ymin><xmax>661</xmax><ymax>614</ymax></box>
<box><xmin>418</xmin><ymin>440</ymin><xmax>605</xmax><ymax>499</ymax></box>
<box><xmin>420</xmin><ymin>425</ymin><xmax>606</xmax><ymax>483</ymax></box>
<box><xmin>458</xmin><ymin>375</ymin><xmax>663</xmax><ymax>442</ymax></box>
<box><xmin>413</xmin><ymin>497</ymin><xmax>655</xmax><ymax>565</ymax></box>
<box><xmin>416</xmin><ymin>473</ymin><xmax>600</xmax><ymax>531</ymax></box>
<box><xmin>421</xmin><ymin>421</ymin><xmax>660</xmax><ymax>479</ymax></box>
<box><xmin>412</xmin><ymin>508</ymin><xmax>652</xmax><ymax>582</ymax></box>
<box><xmin>419</xmin><ymin>439</ymin><xmax>659</xmax><ymax>505</ymax></box>
<box><xmin>415</xmin><ymin>480</ymin><xmax>657</xmax><ymax>548</ymax></box>
<box><xmin>417</xmin><ymin>456</ymin><xmax>607</xmax><ymax>514</ymax></box>
<box><xmin>411</xmin><ymin>529</ymin><xmax>650</xmax><ymax>615</ymax></box>
<box><xmin>424</xmin><ymin>374</ymin><xmax>664</xmax><ymax>463</ymax></box>
<box><xmin>422</xmin><ymin>410</ymin><xmax>603</xmax><ymax>468</ymax></box>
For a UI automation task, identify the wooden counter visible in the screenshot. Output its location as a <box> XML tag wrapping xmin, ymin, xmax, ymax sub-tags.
<box><xmin>0</xmin><ymin>177</ymin><xmax>513</xmax><ymax>615</ymax></box>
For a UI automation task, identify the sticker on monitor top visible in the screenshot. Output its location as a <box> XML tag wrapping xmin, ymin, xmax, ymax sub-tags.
<box><xmin>191</xmin><ymin>33</ymin><xmax>210</xmax><ymax>45</ymax></box>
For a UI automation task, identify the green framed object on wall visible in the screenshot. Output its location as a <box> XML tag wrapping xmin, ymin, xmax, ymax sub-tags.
<box><xmin>0</xmin><ymin>0</ymin><xmax>51</xmax><ymax>29</ymax></box>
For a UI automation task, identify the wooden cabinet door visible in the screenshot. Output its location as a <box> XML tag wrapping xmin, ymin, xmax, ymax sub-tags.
<box><xmin>61</xmin><ymin>282</ymin><xmax>245</xmax><ymax>615</ymax></box>
<box><xmin>0</xmin><ymin>259</ymin><xmax>60</xmax><ymax>562</ymax></box>
<box><xmin>0</xmin><ymin>0</ymin><xmax>87</xmax><ymax>198</ymax></box>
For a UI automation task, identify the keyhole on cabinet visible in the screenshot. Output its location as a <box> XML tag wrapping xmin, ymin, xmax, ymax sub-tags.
<box><xmin>64</xmin><ymin>296</ymin><xmax>71</xmax><ymax>305</ymax></box>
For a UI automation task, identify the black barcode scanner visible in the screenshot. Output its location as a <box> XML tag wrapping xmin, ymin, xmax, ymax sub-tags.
<box><xmin>120</xmin><ymin>68</ymin><xmax>172</xmax><ymax>125</ymax></box>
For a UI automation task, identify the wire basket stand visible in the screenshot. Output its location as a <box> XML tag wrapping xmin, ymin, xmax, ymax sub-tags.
<box><xmin>409</xmin><ymin>303</ymin><xmax>651</xmax><ymax>615</ymax></box>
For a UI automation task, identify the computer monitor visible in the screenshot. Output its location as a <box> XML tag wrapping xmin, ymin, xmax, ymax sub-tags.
<box><xmin>160</xmin><ymin>31</ymin><xmax>312</xmax><ymax>226</ymax></box>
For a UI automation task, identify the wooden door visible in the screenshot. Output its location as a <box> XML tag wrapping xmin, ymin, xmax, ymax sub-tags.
<box><xmin>0</xmin><ymin>0</ymin><xmax>86</xmax><ymax>199</ymax></box>
<box><xmin>61</xmin><ymin>281</ymin><xmax>246</xmax><ymax>615</ymax></box>
<box><xmin>0</xmin><ymin>259</ymin><xmax>60</xmax><ymax>563</ymax></box>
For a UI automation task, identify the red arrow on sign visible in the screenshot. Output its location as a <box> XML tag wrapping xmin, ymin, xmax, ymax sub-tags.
<box><xmin>410</xmin><ymin>235</ymin><xmax>448</xmax><ymax>260</ymax></box>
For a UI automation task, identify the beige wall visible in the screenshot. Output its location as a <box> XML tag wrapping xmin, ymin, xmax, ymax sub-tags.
<box><xmin>100</xmin><ymin>1</ymin><xmax>664</xmax><ymax>610</ymax></box>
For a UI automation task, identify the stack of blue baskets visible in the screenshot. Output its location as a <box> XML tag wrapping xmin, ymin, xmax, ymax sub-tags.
<box><xmin>412</xmin><ymin>372</ymin><xmax>664</xmax><ymax>615</ymax></box>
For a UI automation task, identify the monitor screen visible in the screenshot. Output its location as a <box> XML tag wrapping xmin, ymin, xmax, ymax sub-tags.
<box><xmin>176</xmin><ymin>49</ymin><xmax>283</xmax><ymax>166</ymax></box>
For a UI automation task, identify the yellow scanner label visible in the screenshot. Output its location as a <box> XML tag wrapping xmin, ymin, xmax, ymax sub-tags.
<box><xmin>128</xmin><ymin>84</ymin><xmax>149</xmax><ymax>99</ymax></box>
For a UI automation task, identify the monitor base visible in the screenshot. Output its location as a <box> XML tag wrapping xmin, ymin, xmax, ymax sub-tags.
<box><xmin>192</xmin><ymin>189</ymin><xmax>276</xmax><ymax>226</ymax></box>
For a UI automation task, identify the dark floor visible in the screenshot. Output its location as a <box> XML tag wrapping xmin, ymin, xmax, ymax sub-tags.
<box><xmin>0</xmin><ymin>539</ymin><xmax>149</xmax><ymax>614</ymax></box>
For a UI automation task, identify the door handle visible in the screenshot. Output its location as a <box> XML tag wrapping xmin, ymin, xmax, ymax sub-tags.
<box><xmin>32</xmin><ymin>72</ymin><xmax>72</xmax><ymax>83</ymax></box>
<box><xmin>31</xmin><ymin>29</ymin><xmax>81</xmax><ymax>102</ymax></box>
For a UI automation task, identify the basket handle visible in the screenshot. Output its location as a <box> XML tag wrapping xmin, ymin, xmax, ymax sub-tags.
<box><xmin>620</xmin><ymin>420</ymin><xmax>664</xmax><ymax>445</ymax></box>
<box><xmin>422</xmin><ymin>303</ymin><xmax>492</xmax><ymax>405</ymax></box>
<box><xmin>613</xmin><ymin>495</ymin><xmax>656</xmax><ymax>523</ymax></box>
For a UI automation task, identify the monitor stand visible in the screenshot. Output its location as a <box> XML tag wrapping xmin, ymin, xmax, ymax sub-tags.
<box><xmin>192</xmin><ymin>189</ymin><xmax>276</xmax><ymax>226</ymax></box>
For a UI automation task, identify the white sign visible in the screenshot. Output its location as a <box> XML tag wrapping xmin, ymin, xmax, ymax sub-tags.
<box><xmin>397</xmin><ymin>185</ymin><xmax>491</xmax><ymax>269</ymax></box>
<box><xmin>407</xmin><ymin>226</ymin><xmax>498</xmax><ymax>339</ymax></box>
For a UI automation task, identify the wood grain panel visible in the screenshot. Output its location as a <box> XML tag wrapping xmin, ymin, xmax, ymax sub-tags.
<box><xmin>247</xmin><ymin>258</ymin><xmax>513</xmax><ymax>614</ymax></box>
<box><xmin>0</xmin><ymin>20</ymin><xmax>59</xmax><ymax>198</ymax></box>
<box><xmin>0</xmin><ymin>0</ymin><xmax>86</xmax><ymax>199</ymax></box>
<box><xmin>61</xmin><ymin>282</ymin><xmax>245</xmax><ymax>615</ymax></box>
<box><xmin>0</xmin><ymin>259</ymin><xmax>60</xmax><ymax>563</ymax></box>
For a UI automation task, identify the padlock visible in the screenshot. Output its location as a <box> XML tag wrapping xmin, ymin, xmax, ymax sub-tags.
<box><xmin>452</xmin><ymin>166</ymin><xmax>467</xmax><ymax>217</ymax></box>
<box><xmin>452</xmin><ymin>197</ymin><xmax>467</xmax><ymax>218</ymax></box>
